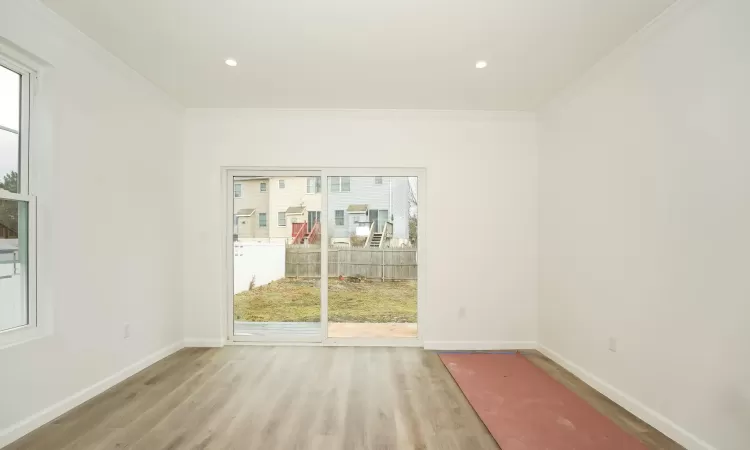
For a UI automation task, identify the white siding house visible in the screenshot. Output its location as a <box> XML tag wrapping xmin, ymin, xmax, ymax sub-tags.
<box><xmin>233</xmin><ymin>176</ymin><xmax>409</xmax><ymax>245</ymax></box>
<box><xmin>233</xmin><ymin>178</ymin><xmax>269</xmax><ymax>240</ymax></box>
<box><xmin>327</xmin><ymin>176</ymin><xmax>410</xmax><ymax>244</ymax></box>
<box><xmin>267</xmin><ymin>177</ymin><xmax>322</xmax><ymax>242</ymax></box>
<box><xmin>267</xmin><ymin>176</ymin><xmax>322</xmax><ymax>243</ymax></box>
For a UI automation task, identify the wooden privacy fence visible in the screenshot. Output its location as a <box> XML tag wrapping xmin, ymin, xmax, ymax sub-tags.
<box><xmin>286</xmin><ymin>247</ymin><xmax>417</xmax><ymax>281</ymax></box>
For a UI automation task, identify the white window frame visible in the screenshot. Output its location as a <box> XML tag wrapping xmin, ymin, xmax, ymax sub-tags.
<box><xmin>334</xmin><ymin>210</ymin><xmax>345</xmax><ymax>227</ymax></box>
<box><xmin>277</xmin><ymin>211</ymin><xmax>286</xmax><ymax>227</ymax></box>
<box><xmin>278</xmin><ymin>179</ymin><xmax>285</xmax><ymax>189</ymax></box>
<box><xmin>260</xmin><ymin>181</ymin><xmax>267</xmax><ymax>192</ymax></box>
<box><xmin>330</xmin><ymin>176</ymin><xmax>351</xmax><ymax>193</ymax></box>
<box><xmin>233</xmin><ymin>183</ymin><xmax>242</xmax><ymax>198</ymax></box>
<box><xmin>258</xmin><ymin>212</ymin><xmax>267</xmax><ymax>228</ymax></box>
<box><xmin>374</xmin><ymin>176</ymin><xmax>383</xmax><ymax>185</ymax></box>
<box><xmin>306</xmin><ymin>176</ymin><xmax>321</xmax><ymax>194</ymax></box>
<box><xmin>0</xmin><ymin>48</ymin><xmax>41</xmax><ymax>349</ymax></box>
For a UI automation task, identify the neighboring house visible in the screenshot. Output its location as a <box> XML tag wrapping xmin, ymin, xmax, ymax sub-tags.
<box><xmin>268</xmin><ymin>176</ymin><xmax>322</xmax><ymax>243</ymax></box>
<box><xmin>233</xmin><ymin>178</ymin><xmax>269</xmax><ymax>240</ymax></box>
<box><xmin>233</xmin><ymin>175</ymin><xmax>410</xmax><ymax>246</ymax></box>
<box><xmin>327</xmin><ymin>176</ymin><xmax>410</xmax><ymax>246</ymax></box>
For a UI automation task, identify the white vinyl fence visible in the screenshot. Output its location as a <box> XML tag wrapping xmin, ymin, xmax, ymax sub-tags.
<box><xmin>233</xmin><ymin>241</ymin><xmax>286</xmax><ymax>294</ymax></box>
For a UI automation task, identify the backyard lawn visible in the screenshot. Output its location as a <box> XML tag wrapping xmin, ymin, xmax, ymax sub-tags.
<box><xmin>233</xmin><ymin>278</ymin><xmax>417</xmax><ymax>323</ymax></box>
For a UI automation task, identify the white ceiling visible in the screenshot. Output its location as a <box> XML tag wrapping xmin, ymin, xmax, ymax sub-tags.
<box><xmin>43</xmin><ymin>0</ymin><xmax>674</xmax><ymax>110</ymax></box>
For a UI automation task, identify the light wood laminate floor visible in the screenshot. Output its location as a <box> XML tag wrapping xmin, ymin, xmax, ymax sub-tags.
<box><xmin>6</xmin><ymin>347</ymin><xmax>499</xmax><ymax>450</ymax></box>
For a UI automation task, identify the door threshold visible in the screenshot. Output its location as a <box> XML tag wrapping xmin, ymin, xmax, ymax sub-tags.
<box><xmin>225</xmin><ymin>337</ymin><xmax>423</xmax><ymax>347</ymax></box>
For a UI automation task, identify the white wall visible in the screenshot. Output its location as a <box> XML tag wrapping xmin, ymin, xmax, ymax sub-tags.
<box><xmin>538</xmin><ymin>1</ymin><xmax>750</xmax><ymax>449</ymax></box>
<box><xmin>233</xmin><ymin>241</ymin><xmax>286</xmax><ymax>294</ymax></box>
<box><xmin>0</xmin><ymin>0</ymin><xmax>184</xmax><ymax>445</ymax></box>
<box><xmin>183</xmin><ymin>109</ymin><xmax>538</xmax><ymax>348</ymax></box>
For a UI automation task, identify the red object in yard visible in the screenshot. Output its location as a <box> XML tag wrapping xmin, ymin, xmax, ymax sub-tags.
<box><xmin>308</xmin><ymin>220</ymin><xmax>321</xmax><ymax>244</ymax></box>
<box><xmin>339</xmin><ymin>275</ymin><xmax>344</xmax><ymax>281</ymax></box>
<box><xmin>439</xmin><ymin>353</ymin><xmax>648</xmax><ymax>450</ymax></box>
<box><xmin>291</xmin><ymin>221</ymin><xmax>307</xmax><ymax>244</ymax></box>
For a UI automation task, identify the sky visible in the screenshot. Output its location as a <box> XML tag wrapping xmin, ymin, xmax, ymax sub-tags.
<box><xmin>0</xmin><ymin>64</ymin><xmax>20</xmax><ymax>186</ymax></box>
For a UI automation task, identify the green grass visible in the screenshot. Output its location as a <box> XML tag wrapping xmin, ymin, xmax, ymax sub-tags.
<box><xmin>233</xmin><ymin>278</ymin><xmax>417</xmax><ymax>323</ymax></box>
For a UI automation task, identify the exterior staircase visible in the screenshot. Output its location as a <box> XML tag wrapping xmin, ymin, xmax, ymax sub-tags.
<box><xmin>295</xmin><ymin>220</ymin><xmax>320</xmax><ymax>245</ymax></box>
<box><xmin>365</xmin><ymin>220</ymin><xmax>393</xmax><ymax>248</ymax></box>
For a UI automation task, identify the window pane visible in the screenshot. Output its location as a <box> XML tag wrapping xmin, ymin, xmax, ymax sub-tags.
<box><xmin>331</xmin><ymin>177</ymin><xmax>340</xmax><ymax>192</ymax></box>
<box><xmin>335</xmin><ymin>210</ymin><xmax>344</xmax><ymax>226</ymax></box>
<box><xmin>326</xmin><ymin>176</ymin><xmax>417</xmax><ymax>339</ymax></box>
<box><xmin>0</xmin><ymin>198</ymin><xmax>28</xmax><ymax>332</ymax></box>
<box><xmin>279</xmin><ymin>180</ymin><xmax>285</xmax><ymax>189</ymax></box>
<box><xmin>306</xmin><ymin>177</ymin><xmax>321</xmax><ymax>194</ymax></box>
<box><xmin>234</xmin><ymin>183</ymin><xmax>241</xmax><ymax>197</ymax></box>
<box><xmin>233</xmin><ymin>175</ymin><xmax>322</xmax><ymax>339</ymax></box>
<box><xmin>0</xmin><ymin>131</ymin><xmax>19</xmax><ymax>194</ymax></box>
<box><xmin>260</xmin><ymin>182</ymin><xmax>267</xmax><ymax>192</ymax></box>
<box><xmin>0</xmin><ymin>65</ymin><xmax>20</xmax><ymax>132</ymax></box>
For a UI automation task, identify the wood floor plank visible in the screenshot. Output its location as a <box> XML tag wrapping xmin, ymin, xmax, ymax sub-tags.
<box><xmin>6</xmin><ymin>347</ymin><xmax>499</xmax><ymax>450</ymax></box>
<box><xmin>9</xmin><ymin>346</ymin><xmax>676</xmax><ymax>450</ymax></box>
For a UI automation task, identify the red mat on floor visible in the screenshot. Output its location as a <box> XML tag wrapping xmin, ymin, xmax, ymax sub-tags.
<box><xmin>440</xmin><ymin>353</ymin><xmax>647</xmax><ymax>450</ymax></box>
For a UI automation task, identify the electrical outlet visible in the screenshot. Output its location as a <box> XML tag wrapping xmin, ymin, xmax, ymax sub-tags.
<box><xmin>609</xmin><ymin>337</ymin><xmax>617</xmax><ymax>352</ymax></box>
<box><xmin>124</xmin><ymin>323</ymin><xmax>131</xmax><ymax>339</ymax></box>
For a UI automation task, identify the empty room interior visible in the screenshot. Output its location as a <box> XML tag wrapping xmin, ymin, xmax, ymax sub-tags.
<box><xmin>0</xmin><ymin>0</ymin><xmax>748</xmax><ymax>449</ymax></box>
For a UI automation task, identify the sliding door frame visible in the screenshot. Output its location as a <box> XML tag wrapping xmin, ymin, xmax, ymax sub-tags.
<box><xmin>223</xmin><ymin>167</ymin><xmax>425</xmax><ymax>347</ymax></box>
<box><xmin>224</xmin><ymin>169</ymin><xmax>326</xmax><ymax>343</ymax></box>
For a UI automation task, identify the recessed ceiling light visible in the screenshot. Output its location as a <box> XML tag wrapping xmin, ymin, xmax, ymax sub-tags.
<box><xmin>225</xmin><ymin>59</ymin><xmax>238</xmax><ymax>67</ymax></box>
<box><xmin>475</xmin><ymin>60</ymin><xmax>488</xmax><ymax>69</ymax></box>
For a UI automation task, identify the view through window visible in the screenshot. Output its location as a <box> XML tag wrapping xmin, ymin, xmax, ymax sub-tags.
<box><xmin>0</xmin><ymin>61</ymin><xmax>32</xmax><ymax>334</ymax></box>
<box><xmin>232</xmin><ymin>175</ymin><xmax>322</xmax><ymax>340</ymax></box>
<box><xmin>325</xmin><ymin>176</ymin><xmax>417</xmax><ymax>338</ymax></box>
<box><xmin>231</xmin><ymin>173</ymin><xmax>418</xmax><ymax>340</ymax></box>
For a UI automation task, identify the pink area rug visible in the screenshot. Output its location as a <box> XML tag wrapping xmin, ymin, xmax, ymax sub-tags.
<box><xmin>440</xmin><ymin>353</ymin><xmax>647</xmax><ymax>450</ymax></box>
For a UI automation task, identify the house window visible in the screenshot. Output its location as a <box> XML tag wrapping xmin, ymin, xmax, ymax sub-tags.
<box><xmin>234</xmin><ymin>183</ymin><xmax>242</xmax><ymax>198</ymax></box>
<box><xmin>375</xmin><ymin>177</ymin><xmax>382</xmax><ymax>185</ymax></box>
<box><xmin>260</xmin><ymin>182</ymin><xmax>267</xmax><ymax>192</ymax></box>
<box><xmin>307</xmin><ymin>176</ymin><xmax>321</xmax><ymax>194</ymax></box>
<box><xmin>277</xmin><ymin>212</ymin><xmax>286</xmax><ymax>227</ymax></box>
<box><xmin>335</xmin><ymin>210</ymin><xmax>345</xmax><ymax>226</ymax></box>
<box><xmin>330</xmin><ymin>176</ymin><xmax>351</xmax><ymax>193</ymax></box>
<box><xmin>259</xmin><ymin>213</ymin><xmax>267</xmax><ymax>227</ymax></box>
<box><xmin>0</xmin><ymin>54</ymin><xmax>37</xmax><ymax>343</ymax></box>
<box><xmin>279</xmin><ymin>179</ymin><xmax>285</xmax><ymax>189</ymax></box>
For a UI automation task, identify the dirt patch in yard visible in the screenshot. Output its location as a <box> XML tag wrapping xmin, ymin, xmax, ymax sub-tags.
<box><xmin>234</xmin><ymin>278</ymin><xmax>417</xmax><ymax>323</ymax></box>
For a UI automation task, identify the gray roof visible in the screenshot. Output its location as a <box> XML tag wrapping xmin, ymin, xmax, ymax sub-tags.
<box><xmin>346</xmin><ymin>204</ymin><xmax>368</xmax><ymax>213</ymax></box>
<box><xmin>236</xmin><ymin>208</ymin><xmax>256</xmax><ymax>216</ymax></box>
<box><xmin>286</xmin><ymin>206</ymin><xmax>306</xmax><ymax>214</ymax></box>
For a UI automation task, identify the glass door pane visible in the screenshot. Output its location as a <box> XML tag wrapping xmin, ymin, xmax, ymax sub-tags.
<box><xmin>232</xmin><ymin>174</ymin><xmax>322</xmax><ymax>341</ymax></box>
<box><xmin>326</xmin><ymin>176</ymin><xmax>418</xmax><ymax>339</ymax></box>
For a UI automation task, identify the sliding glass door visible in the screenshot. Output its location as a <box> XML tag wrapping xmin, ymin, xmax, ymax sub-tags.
<box><xmin>227</xmin><ymin>168</ymin><xmax>422</xmax><ymax>344</ymax></box>
<box><xmin>228</xmin><ymin>170</ymin><xmax>324</xmax><ymax>342</ymax></box>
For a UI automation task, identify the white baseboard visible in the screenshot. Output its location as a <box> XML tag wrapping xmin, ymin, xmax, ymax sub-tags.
<box><xmin>0</xmin><ymin>341</ymin><xmax>183</xmax><ymax>449</ymax></box>
<box><xmin>538</xmin><ymin>345</ymin><xmax>716</xmax><ymax>450</ymax></box>
<box><xmin>184</xmin><ymin>337</ymin><xmax>225</xmax><ymax>347</ymax></box>
<box><xmin>424</xmin><ymin>340</ymin><xmax>536</xmax><ymax>351</ymax></box>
